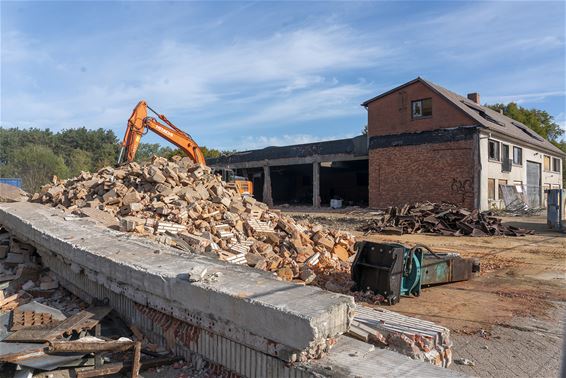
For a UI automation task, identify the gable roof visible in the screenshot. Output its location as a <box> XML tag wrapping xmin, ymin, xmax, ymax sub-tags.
<box><xmin>362</xmin><ymin>77</ymin><xmax>565</xmax><ymax>156</ymax></box>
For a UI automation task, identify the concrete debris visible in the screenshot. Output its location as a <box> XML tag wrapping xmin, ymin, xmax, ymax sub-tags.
<box><xmin>359</xmin><ymin>202</ymin><xmax>534</xmax><ymax>236</ymax></box>
<box><xmin>454</xmin><ymin>358</ymin><xmax>475</xmax><ymax>366</ymax></box>
<box><xmin>353</xmin><ymin>306</ymin><xmax>453</xmax><ymax>367</ymax></box>
<box><xmin>0</xmin><ymin>184</ymin><xmax>29</xmax><ymax>203</ymax></box>
<box><xmin>33</xmin><ymin>156</ymin><xmax>357</xmax><ymax>283</ymax></box>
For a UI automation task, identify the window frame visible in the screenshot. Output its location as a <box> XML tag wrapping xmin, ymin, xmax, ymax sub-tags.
<box><xmin>552</xmin><ymin>157</ymin><xmax>561</xmax><ymax>173</ymax></box>
<box><xmin>488</xmin><ymin>178</ymin><xmax>496</xmax><ymax>200</ymax></box>
<box><xmin>498</xmin><ymin>179</ymin><xmax>508</xmax><ymax>201</ymax></box>
<box><xmin>543</xmin><ymin>155</ymin><xmax>551</xmax><ymax>171</ymax></box>
<box><xmin>411</xmin><ymin>98</ymin><xmax>432</xmax><ymax>120</ymax></box>
<box><xmin>488</xmin><ymin>139</ymin><xmax>500</xmax><ymax>162</ymax></box>
<box><xmin>512</xmin><ymin>146</ymin><xmax>523</xmax><ymax>166</ymax></box>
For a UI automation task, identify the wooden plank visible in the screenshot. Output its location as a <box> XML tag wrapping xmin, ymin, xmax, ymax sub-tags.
<box><xmin>131</xmin><ymin>341</ymin><xmax>141</xmax><ymax>378</ymax></box>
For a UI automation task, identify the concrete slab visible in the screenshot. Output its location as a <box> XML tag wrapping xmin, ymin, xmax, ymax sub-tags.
<box><xmin>304</xmin><ymin>336</ymin><xmax>466</xmax><ymax>377</ymax></box>
<box><xmin>0</xmin><ymin>202</ymin><xmax>354</xmax><ymax>362</ymax></box>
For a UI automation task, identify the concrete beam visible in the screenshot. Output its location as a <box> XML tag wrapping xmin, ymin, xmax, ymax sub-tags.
<box><xmin>217</xmin><ymin>154</ymin><xmax>368</xmax><ymax>170</ymax></box>
<box><xmin>0</xmin><ymin>202</ymin><xmax>354</xmax><ymax>363</ymax></box>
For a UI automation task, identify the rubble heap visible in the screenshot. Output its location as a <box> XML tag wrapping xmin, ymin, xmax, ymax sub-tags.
<box><xmin>359</xmin><ymin>202</ymin><xmax>534</xmax><ymax>237</ymax></box>
<box><xmin>32</xmin><ymin>156</ymin><xmax>356</xmax><ymax>283</ymax></box>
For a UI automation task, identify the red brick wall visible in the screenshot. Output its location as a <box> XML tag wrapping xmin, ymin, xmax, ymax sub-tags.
<box><xmin>367</xmin><ymin>81</ymin><xmax>476</xmax><ymax>137</ymax></box>
<box><xmin>369</xmin><ymin>139</ymin><xmax>476</xmax><ymax>209</ymax></box>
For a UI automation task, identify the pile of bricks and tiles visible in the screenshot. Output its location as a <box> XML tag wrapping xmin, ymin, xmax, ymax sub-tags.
<box><xmin>33</xmin><ymin>156</ymin><xmax>356</xmax><ymax>285</ymax></box>
<box><xmin>359</xmin><ymin>202</ymin><xmax>534</xmax><ymax>236</ymax></box>
<box><xmin>0</xmin><ymin>228</ymin><xmax>231</xmax><ymax>377</ymax></box>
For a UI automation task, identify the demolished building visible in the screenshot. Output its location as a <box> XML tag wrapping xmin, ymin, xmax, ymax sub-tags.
<box><xmin>210</xmin><ymin>77</ymin><xmax>564</xmax><ymax>211</ymax></box>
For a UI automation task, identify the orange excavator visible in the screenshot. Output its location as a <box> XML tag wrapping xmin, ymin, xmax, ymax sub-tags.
<box><xmin>118</xmin><ymin>100</ymin><xmax>253</xmax><ymax>195</ymax></box>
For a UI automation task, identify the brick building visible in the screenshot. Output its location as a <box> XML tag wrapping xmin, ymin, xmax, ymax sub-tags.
<box><xmin>363</xmin><ymin>77</ymin><xmax>564</xmax><ymax>210</ymax></box>
<box><xmin>210</xmin><ymin>77</ymin><xmax>564</xmax><ymax>210</ymax></box>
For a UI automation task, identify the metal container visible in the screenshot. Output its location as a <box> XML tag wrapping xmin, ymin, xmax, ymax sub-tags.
<box><xmin>0</xmin><ymin>178</ymin><xmax>22</xmax><ymax>188</ymax></box>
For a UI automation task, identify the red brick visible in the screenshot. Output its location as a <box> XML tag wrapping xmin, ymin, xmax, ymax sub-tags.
<box><xmin>369</xmin><ymin>139</ymin><xmax>476</xmax><ymax>209</ymax></box>
<box><xmin>367</xmin><ymin>81</ymin><xmax>476</xmax><ymax>138</ymax></box>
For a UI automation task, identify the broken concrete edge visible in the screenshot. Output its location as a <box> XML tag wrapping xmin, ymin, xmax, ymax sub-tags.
<box><xmin>0</xmin><ymin>202</ymin><xmax>355</xmax><ymax>363</ymax></box>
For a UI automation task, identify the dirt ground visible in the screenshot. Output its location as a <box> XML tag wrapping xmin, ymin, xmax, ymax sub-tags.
<box><xmin>285</xmin><ymin>208</ymin><xmax>566</xmax><ymax>376</ymax></box>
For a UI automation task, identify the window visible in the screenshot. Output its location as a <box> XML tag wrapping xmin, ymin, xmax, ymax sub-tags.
<box><xmin>488</xmin><ymin>178</ymin><xmax>496</xmax><ymax>200</ymax></box>
<box><xmin>411</xmin><ymin>98</ymin><xmax>432</xmax><ymax>119</ymax></box>
<box><xmin>501</xmin><ymin>144</ymin><xmax>511</xmax><ymax>172</ymax></box>
<box><xmin>488</xmin><ymin>139</ymin><xmax>500</xmax><ymax>161</ymax></box>
<box><xmin>552</xmin><ymin>157</ymin><xmax>561</xmax><ymax>172</ymax></box>
<box><xmin>513</xmin><ymin>146</ymin><xmax>522</xmax><ymax>165</ymax></box>
<box><xmin>544</xmin><ymin>155</ymin><xmax>551</xmax><ymax>171</ymax></box>
<box><xmin>498</xmin><ymin>179</ymin><xmax>508</xmax><ymax>200</ymax></box>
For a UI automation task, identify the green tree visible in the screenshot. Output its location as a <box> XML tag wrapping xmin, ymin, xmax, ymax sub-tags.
<box><xmin>1</xmin><ymin>144</ymin><xmax>69</xmax><ymax>192</ymax></box>
<box><xmin>67</xmin><ymin>149</ymin><xmax>93</xmax><ymax>176</ymax></box>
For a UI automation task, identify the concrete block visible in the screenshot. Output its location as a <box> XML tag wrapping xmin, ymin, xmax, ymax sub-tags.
<box><xmin>0</xmin><ymin>202</ymin><xmax>355</xmax><ymax>362</ymax></box>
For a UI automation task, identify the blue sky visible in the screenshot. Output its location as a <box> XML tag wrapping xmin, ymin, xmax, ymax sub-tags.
<box><xmin>1</xmin><ymin>1</ymin><xmax>565</xmax><ymax>150</ymax></box>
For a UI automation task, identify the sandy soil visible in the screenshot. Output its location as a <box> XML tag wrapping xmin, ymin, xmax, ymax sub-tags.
<box><xmin>285</xmin><ymin>208</ymin><xmax>566</xmax><ymax>332</ymax></box>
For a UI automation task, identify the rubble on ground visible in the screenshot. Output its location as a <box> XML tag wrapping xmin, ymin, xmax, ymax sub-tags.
<box><xmin>32</xmin><ymin>156</ymin><xmax>356</xmax><ymax>284</ymax></box>
<box><xmin>359</xmin><ymin>202</ymin><xmax>534</xmax><ymax>237</ymax></box>
<box><xmin>0</xmin><ymin>229</ymin><xmax>233</xmax><ymax>377</ymax></box>
<box><xmin>0</xmin><ymin>183</ymin><xmax>29</xmax><ymax>203</ymax></box>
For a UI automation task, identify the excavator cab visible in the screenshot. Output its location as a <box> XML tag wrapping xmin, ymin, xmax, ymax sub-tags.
<box><xmin>212</xmin><ymin>168</ymin><xmax>253</xmax><ymax>196</ymax></box>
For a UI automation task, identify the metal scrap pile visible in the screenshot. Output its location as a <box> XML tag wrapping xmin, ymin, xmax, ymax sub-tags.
<box><xmin>32</xmin><ymin>156</ymin><xmax>356</xmax><ymax>283</ymax></box>
<box><xmin>359</xmin><ymin>202</ymin><xmax>534</xmax><ymax>236</ymax></box>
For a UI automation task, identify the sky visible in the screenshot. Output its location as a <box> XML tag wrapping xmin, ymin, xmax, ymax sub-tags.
<box><xmin>1</xmin><ymin>1</ymin><xmax>565</xmax><ymax>151</ymax></box>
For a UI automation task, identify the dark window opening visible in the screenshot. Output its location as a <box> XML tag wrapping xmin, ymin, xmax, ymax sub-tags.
<box><xmin>552</xmin><ymin>157</ymin><xmax>561</xmax><ymax>173</ymax></box>
<box><xmin>513</xmin><ymin>146</ymin><xmax>522</xmax><ymax>165</ymax></box>
<box><xmin>411</xmin><ymin>98</ymin><xmax>432</xmax><ymax>119</ymax></box>
<box><xmin>512</xmin><ymin>122</ymin><xmax>544</xmax><ymax>141</ymax></box>
<box><xmin>501</xmin><ymin>144</ymin><xmax>511</xmax><ymax>172</ymax></box>
<box><xmin>488</xmin><ymin>139</ymin><xmax>500</xmax><ymax>161</ymax></box>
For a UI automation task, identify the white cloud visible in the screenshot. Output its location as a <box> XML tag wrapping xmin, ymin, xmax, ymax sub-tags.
<box><xmin>1</xmin><ymin>24</ymin><xmax>385</xmax><ymax>133</ymax></box>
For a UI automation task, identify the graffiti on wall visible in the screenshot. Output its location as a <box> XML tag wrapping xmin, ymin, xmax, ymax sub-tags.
<box><xmin>451</xmin><ymin>178</ymin><xmax>474</xmax><ymax>205</ymax></box>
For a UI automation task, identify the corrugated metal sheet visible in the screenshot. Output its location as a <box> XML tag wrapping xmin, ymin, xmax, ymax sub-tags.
<box><xmin>36</xmin><ymin>249</ymin><xmax>312</xmax><ymax>378</ymax></box>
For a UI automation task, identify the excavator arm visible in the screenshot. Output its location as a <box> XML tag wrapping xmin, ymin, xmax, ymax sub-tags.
<box><xmin>117</xmin><ymin>100</ymin><xmax>206</xmax><ymax>165</ymax></box>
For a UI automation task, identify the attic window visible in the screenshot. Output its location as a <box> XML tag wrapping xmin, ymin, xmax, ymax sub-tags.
<box><xmin>461</xmin><ymin>101</ymin><xmax>505</xmax><ymax>126</ymax></box>
<box><xmin>412</xmin><ymin>98</ymin><xmax>432</xmax><ymax>119</ymax></box>
<box><xmin>511</xmin><ymin>121</ymin><xmax>544</xmax><ymax>141</ymax></box>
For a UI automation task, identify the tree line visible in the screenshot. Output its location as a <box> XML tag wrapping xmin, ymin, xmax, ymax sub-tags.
<box><xmin>0</xmin><ymin>127</ymin><xmax>227</xmax><ymax>192</ymax></box>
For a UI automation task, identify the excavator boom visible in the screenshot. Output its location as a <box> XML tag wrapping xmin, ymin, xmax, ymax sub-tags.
<box><xmin>118</xmin><ymin>100</ymin><xmax>205</xmax><ymax>165</ymax></box>
<box><xmin>117</xmin><ymin>100</ymin><xmax>253</xmax><ymax>196</ymax></box>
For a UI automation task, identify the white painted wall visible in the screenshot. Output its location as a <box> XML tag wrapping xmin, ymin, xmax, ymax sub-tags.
<box><xmin>478</xmin><ymin>131</ymin><xmax>563</xmax><ymax>210</ymax></box>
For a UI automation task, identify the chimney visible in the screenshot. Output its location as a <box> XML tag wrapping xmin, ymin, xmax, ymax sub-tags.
<box><xmin>467</xmin><ymin>92</ymin><xmax>480</xmax><ymax>104</ymax></box>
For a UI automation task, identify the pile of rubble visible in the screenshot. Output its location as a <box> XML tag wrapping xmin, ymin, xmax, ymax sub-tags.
<box><xmin>32</xmin><ymin>156</ymin><xmax>356</xmax><ymax>284</ymax></box>
<box><xmin>359</xmin><ymin>202</ymin><xmax>534</xmax><ymax>237</ymax></box>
